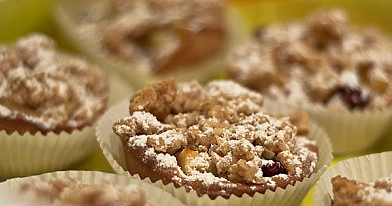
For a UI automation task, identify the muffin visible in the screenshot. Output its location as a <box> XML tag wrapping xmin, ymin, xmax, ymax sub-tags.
<box><xmin>54</xmin><ymin>0</ymin><xmax>246</xmax><ymax>89</ymax></box>
<box><xmin>331</xmin><ymin>175</ymin><xmax>392</xmax><ymax>205</ymax></box>
<box><xmin>226</xmin><ymin>9</ymin><xmax>392</xmax><ymax>154</ymax></box>
<box><xmin>0</xmin><ymin>171</ymin><xmax>185</xmax><ymax>206</ymax></box>
<box><xmin>0</xmin><ymin>33</ymin><xmax>109</xmax><ymax>179</ymax></box>
<box><xmin>314</xmin><ymin>151</ymin><xmax>392</xmax><ymax>205</ymax></box>
<box><xmin>97</xmin><ymin>78</ymin><xmax>332</xmax><ymax>205</ymax></box>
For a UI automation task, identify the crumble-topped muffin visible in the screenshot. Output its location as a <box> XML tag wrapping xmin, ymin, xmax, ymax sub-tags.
<box><xmin>112</xmin><ymin>78</ymin><xmax>318</xmax><ymax>199</ymax></box>
<box><xmin>227</xmin><ymin>9</ymin><xmax>392</xmax><ymax>110</ymax></box>
<box><xmin>0</xmin><ymin>33</ymin><xmax>109</xmax><ymax>135</ymax></box>
<box><xmin>0</xmin><ymin>171</ymin><xmax>186</xmax><ymax>206</ymax></box>
<box><xmin>17</xmin><ymin>177</ymin><xmax>154</xmax><ymax>206</ymax></box>
<box><xmin>314</xmin><ymin>151</ymin><xmax>392</xmax><ymax>206</ymax></box>
<box><xmin>55</xmin><ymin>0</ymin><xmax>246</xmax><ymax>89</ymax></box>
<box><xmin>226</xmin><ymin>9</ymin><xmax>392</xmax><ymax>154</ymax></box>
<box><xmin>75</xmin><ymin>0</ymin><xmax>226</xmax><ymax>74</ymax></box>
<box><xmin>331</xmin><ymin>175</ymin><xmax>392</xmax><ymax>206</ymax></box>
<box><xmin>0</xmin><ymin>33</ymin><xmax>109</xmax><ymax>179</ymax></box>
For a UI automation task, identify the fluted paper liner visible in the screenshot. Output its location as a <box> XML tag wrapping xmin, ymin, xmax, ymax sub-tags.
<box><xmin>0</xmin><ymin>170</ymin><xmax>185</xmax><ymax>206</ymax></box>
<box><xmin>263</xmin><ymin>98</ymin><xmax>392</xmax><ymax>155</ymax></box>
<box><xmin>96</xmin><ymin>99</ymin><xmax>333</xmax><ymax>206</ymax></box>
<box><xmin>54</xmin><ymin>0</ymin><xmax>249</xmax><ymax>90</ymax></box>
<box><xmin>314</xmin><ymin>151</ymin><xmax>392</xmax><ymax>205</ymax></box>
<box><xmin>0</xmin><ymin>126</ymin><xmax>97</xmax><ymax>180</ymax></box>
<box><xmin>307</xmin><ymin>106</ymin><xmax>392</xmax><ymax>155</ymax></box>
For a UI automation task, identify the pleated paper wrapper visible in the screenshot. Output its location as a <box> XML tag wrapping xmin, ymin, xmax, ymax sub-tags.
<box><xmin>263</xmin><ymin>98</ymin><xmax>392</xmax><ymax>155</ymax></box>
<box><xmin>0</xmin><ymin>127</ymin><xmax>97</xmax><ymax>180</ymax></box>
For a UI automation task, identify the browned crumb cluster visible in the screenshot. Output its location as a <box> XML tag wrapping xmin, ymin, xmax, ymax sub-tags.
<box><xmin>0</xmin><ymin>34</ymin><xmax>109</xmax><ymax>134</ymax></box>
<box><xmin>113</xmin><ymin>78</ymin><xmax>318</xmax><ymax>198</ymax></box>
<box><xmin>18</xmin><ymin>177</ymin><xmax>155</xmax><ymax>206</ymax></box>
<box><xmin>75</xmin><ymin>0</ymin><xmax>226</xmax><ymax>73</ymax></box>
<box><xmin>331</xmin><ymin>175</ymin><xmax>392</xmax><ymax>206</ymax></box>
<box><xmin>227</xmin><ymin>9</ymin><xmax>392</xmax><ymax>110</ymax></box>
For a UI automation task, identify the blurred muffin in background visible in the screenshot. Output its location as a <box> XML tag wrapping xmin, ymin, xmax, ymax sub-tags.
<box><xmin>330</xmin><ymin>174</ymin><xmax>392</xmax><ymax>205</ymax></box>
<box><xmin>226</xmin><ymin>9</ymin><xmax>392</xmax><ymax>154</ymax></box>
<box><xmin>314</xmin><ymin>151</ymin><xmax>392</xmax><ymax>205</ymax></box>
<box><xmin>0</xmin><ymin>33</ymin><xmax>109</xmax><ymax>179</ymax></box>
<box><xmin>55</xmin><ymin>0</ymin><xmax>246</xmax><ymax>89</ymax></box>
<box><xmin>0</xmin><ymin>171</ymin><xmax>185</xmax><ymax>206</ymax></box>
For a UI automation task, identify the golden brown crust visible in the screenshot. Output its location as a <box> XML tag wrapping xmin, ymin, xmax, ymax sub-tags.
<box><xmin>145</xmin><ymin>27</ymin><xmax>225</xmax><ymax>73</ymax></box>
<box><xmin>129</xmin><ymin>78</ymin><xmax>177</xmax><ymax>121</ymax></box>
<box><xmin>114</xmin><ymin>78</ymin><xmax>318</xmax><ymax>199</ymax></box>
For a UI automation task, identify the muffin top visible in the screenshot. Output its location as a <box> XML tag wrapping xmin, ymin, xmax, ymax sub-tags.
<box><xmin>73</xmin><ymin>0</ymin><xmax>226</xmax><ymax>73</ymax></box>
<box><xmin>113</xmin><ymin>78</ymin><xmax>318</xmax><ymax>198</ymax></box>
<box><xmin>15</xmin><ymin>177</ymin><xmax>155</xmax><ymax>206</ymax></box>
<box><xmin>332</xmin><ymin>174</ymin><xmax>392</xmax><ymax>205</ymax></box>
<box><xmin>0</xmin><ymin>34</ymin><xmax>109</xmax><ymax>134</ymax></box>
<box><xmin>227</xmin><ymin>9</ymin><xmax>392</xmax><ymax>110</ymax></box>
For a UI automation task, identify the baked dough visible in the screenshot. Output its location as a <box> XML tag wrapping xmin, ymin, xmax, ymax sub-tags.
<box><xmin>113</xmin><ymin>78</ymin><xmax>318</xmax><ymax>199</ymax></box>
<box><xmin>0</xmin><ymin>34</ymin><xmax>109</xmax><ymax>134</ymax></box>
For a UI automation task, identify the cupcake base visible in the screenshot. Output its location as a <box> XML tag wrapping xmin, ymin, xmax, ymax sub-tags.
<box><xmin>96</xmin><ymin>99</ymin><xmax>333</xmax><ymax>206</ymax></box>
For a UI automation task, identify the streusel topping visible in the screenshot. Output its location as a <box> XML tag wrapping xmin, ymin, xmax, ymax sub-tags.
<box><xmin>113</xmin><ymin>79</ymin><xmax>317</xmax><ymax>190</ymax></box>
<box><xmin>0</xmin><ymin>34</ymin><xmax>109</xmax><ymax>131</ymax></box>
<box><xmin>332</xmin><ymin>174</ymin><xmax>392</xmax><ymax>206</ymax></box>
<box><xmin>75</xmin><ymin>0</ymin><xmax>225</xmax><ymax>73</ymax></box>
<box><xmin>18</xmin><ymin>177</ymin><xmax>155</xmax><ymax>206</ymax></box>
<box><xmin>227</xmin><ymin>9</ymin><xmax>392</xmax><ymax>110</ymax></box>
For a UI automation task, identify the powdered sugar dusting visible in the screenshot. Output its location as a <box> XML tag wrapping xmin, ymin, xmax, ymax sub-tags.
<box><xmin>227</xmin><ymin>9</ymin><xmax>392</xmax><ymax>110</ymax></box>
<box><xmin>332</xmin><ymin>174</ymin><xmax>392</xmax><ymax>205</ymax></box>
<box><xmin>113</xmin><ymin>79</ymin><xmax>318</xmax><ymax>197</ymax></box>
<box><xmin>14</xmin><ymin>177</ymin><xmax>151</xmax><ymax>205</ymax></box>
<box><xmin>0</xmin><ymin>34</ymin><xmax>109</xmax><ymax>131</ymax></box>
<box><xmin>74</xmin><ymin>0</ymin><xmax>225</xmax><ymax>73</ymax></box>
<box><xmin>155</xmin><ymin>152</ymin><xmax>179</xmax><ymax>168</ymax></box>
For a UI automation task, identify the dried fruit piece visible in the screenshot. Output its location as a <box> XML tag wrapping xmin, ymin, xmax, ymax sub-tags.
<box><xmin>262</xmin><ymin>161</ymin><xmax>287</xmax><ymax>177</ymax></box>
<box><xmin>325</xmin><ymin>85</ymin><xmax>371</xmax><ymax>110</ymax></box>
<box><xmin>177</xmin><ymin>148</ymin><xmax>200</xmax><ymax>175</ymax></box>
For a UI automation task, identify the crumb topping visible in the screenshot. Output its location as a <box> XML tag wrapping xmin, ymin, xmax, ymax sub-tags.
<box><xmin>332</xmin><ymin>174</ymin><xmax>392</xmax><ymax>206</ymax></box>
<box><xmin>74</xmin><ymin>0</ymin><xmax>225</xmax><ymax>73</ymax></box>
<box><xmin>18</xmin><ymin>177</ymin><xmax>155</xmax><ymax>206</ymax></box>
<box><xmin>0</xmin><ymin>34</ymin><xmax>109</xmax><ymax>131</ymax></box>
<box><xmin>227</xmin><ymin>9</ymin><xmax>392</xmax><ymax>110</ymax></box>
<box><xmin>113</xmin><ymin>79</ymin><xmax>318</xmax><ymax>193</ymax></box>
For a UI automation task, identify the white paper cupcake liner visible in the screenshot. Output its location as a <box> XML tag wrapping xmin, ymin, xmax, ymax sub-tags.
<box><xmin>96</xmin><ymin>99</ymin><xmax>333</xmax><ymax>206</ymax></box>
<box><xmin>0</xmin><ymin>170</ymin><xmax>185</xmax><ymax>206</ymax></box>
<box><xmin>96</xmin><ymin>100</ymin><xmax>131</xmax><ymax>176</ymax></box>
<box><xmin>306</xmin><ymin>106</ymin><xmax>392</xmax><ymax>155</ymax></box>
<box><xmin>263</xmin><ymin>98</ymin><xmax>392</xmax><ymax>155</ymax></box>
<box><xmin>53</xmin><ymin>0</ymin><xmax>249</xmax><ymax>90</ymax></box>
<box><xmin>313</xmin><ymin>151</ymin><xmax>392</xmax><ymax>205</ymax></box>
<box><xmin>0</xmin><ymin>127</ymin><xmax>97</xmax><ymax>180</ymax></box>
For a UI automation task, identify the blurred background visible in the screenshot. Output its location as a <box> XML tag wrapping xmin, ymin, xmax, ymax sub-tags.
<box><xmin>1</xmin><ymin>0</ymin><xmax>392</xmax><ymax>205</ymax></box>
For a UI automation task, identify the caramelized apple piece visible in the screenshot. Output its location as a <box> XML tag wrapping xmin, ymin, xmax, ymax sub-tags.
<box><xmin>177</xmin><ymin>148</ymin><xmax>200</xmax><ymax>175</ymax></box>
